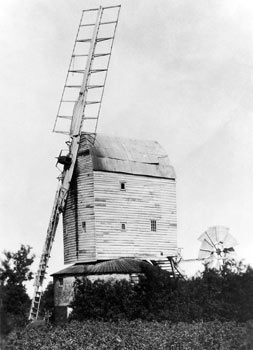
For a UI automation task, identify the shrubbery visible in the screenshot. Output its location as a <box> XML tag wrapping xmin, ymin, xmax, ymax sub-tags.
<box><xmin>2</xmin><ymin>261</ymin><xmax>253</xmax><ymax>349</ymax></box>
<box><xmin>70</xmin><ymin>261</ymin><xmax>253</xmax><ymax>323</ymax></box>
<box><xmin>3</xmin><ymin>320</ymin><xmax>253</xmax><ymax>350</ymax></box>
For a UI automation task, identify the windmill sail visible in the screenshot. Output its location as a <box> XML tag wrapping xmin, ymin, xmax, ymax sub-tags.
<box><xmin>29</xmin><ymin>5</ymin><xmax>121</xmax><ymax>321</ymax></box>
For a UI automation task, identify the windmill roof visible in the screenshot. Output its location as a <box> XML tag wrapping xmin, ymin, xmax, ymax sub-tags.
<box><xmin>79</xmin><ymin>133</ymin><xmax>176</xmax><ymax>179</ymax></box>
<box><xmin>51</xmin><ymin>258</ymin><xmax>154</xmax><ymax>276</ymax></box>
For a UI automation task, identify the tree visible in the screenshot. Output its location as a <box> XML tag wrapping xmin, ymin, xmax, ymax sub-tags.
<box><xmin>40</xmin><ymin>281</ymin><xmax>54</xmax><ymax>312</ymax></box>
<box><xmin>0</xmin><ymin>244</ymin><xmax>35</xmax><ymax>333</ymax></box>
<box><xmin>0</xmin><ymin>244</ymin><xmax>34</xmax><ymax>286</ymax></box>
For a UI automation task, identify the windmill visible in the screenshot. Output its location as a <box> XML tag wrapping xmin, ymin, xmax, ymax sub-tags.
<box><xmin>198</xmin><ymin>226</ymin><xmax>238</xmax><ymax>269</ymax></box>
<box><xmin>180</xmin><ymin>226</ymin><xmax>238</xmax><ymax>271</ymax></box>
<box><xmin>29</xmin><ymin>5</ymin><xmax>121</xmax><ymax>321</ymax></box>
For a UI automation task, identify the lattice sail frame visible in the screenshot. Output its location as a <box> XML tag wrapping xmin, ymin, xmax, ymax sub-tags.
<box><xmin>53</xmin><ymin>5</ymin><xmax>121</xmax><ymax>137</ymax></box>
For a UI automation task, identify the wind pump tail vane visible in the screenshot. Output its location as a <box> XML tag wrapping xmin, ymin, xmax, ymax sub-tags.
<box><xmin>29</xmin><ymin>5</ymin><xmax>121</xmax><ymax>321</ymax></box>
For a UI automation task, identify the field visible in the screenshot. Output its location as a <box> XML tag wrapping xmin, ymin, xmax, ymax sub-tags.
<box><xmin>2</xmin><ymin>320</ymin><xmax>253</xmax><ymax>350</ymax></box>
<box><xmin>2</xmin><ymin>262</ymin><xmax>253</xmax><ymax>349</ymax></box>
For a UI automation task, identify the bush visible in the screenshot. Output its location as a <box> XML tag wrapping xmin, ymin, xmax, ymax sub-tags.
<box><xmin>70</xmin><ymin>261</ymin><xmax>253</xmax><ymax>323</ymax></box>
<box><xmin>70</xmin><ymin>278</ymin><xmax>144</xmax><ymax>321</ymax></box>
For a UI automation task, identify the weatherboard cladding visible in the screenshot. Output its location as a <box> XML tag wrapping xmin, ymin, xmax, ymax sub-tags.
<box><xmin>94</xmin><ymin>171</ymin><xmax>177</xmax><ymax>260</ymax></box>
<box><xmin>63</xmin><ymin>133</ymin><xmax>177</xmax><ymax>264</ymax></box>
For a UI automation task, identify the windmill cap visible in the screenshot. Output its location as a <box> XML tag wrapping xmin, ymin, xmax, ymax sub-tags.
<box><xmin>78</xmin><ymin>133</ymin><xmax>176</xmax><ymax>179</ymax></box>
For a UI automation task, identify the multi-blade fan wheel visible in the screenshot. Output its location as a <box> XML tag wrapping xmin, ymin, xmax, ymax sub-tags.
<box><xmin>198</xmin><ymin>226</ymin><xmax>238</xmax><ymax>269</ymax></box>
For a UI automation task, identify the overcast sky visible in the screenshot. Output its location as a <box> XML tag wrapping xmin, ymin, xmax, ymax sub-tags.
<box><xmin>0</xmin><ymin>0</ymin><xmax>253</xmax><ymax>287</ymax></box>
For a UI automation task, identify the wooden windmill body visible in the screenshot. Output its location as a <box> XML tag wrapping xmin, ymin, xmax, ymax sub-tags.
<box><xmin>63</xmin><ymin>133</ymin><xmax>177</xmax><ymax>264</ymax></box>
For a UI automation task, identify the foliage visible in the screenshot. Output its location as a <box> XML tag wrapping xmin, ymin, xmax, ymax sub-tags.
<box><xmin>2</xmin><ymin>319</ymin><xmax>253</xmax><ymax>350</ymax></box>
<box><xmin>0</xmin><ymin>245</ymin><xmax>35</xmax><ymax>334</ymax></box>
<box><xmin>70</xmin><ymin>260</ymin><xmax>253</xmax><ymax>323</ymax></box>
<box><xmin>170</xmin><ymin>262</ymin><xmax>253</xmax><ymax>322</ymax></box>
<box><xmin>0</xmin><ymin>245</ymin><xmax>34</xmax><ymax>286</ymax></box>
<box><xmin>69</xmin><ymin>278</ymin><xmax>143</xmax><ymax>321</ymax></box>
<box><xmin>40</xmin><ymin>282</ymin><xmax>54</xmax><ymax>313</ymax></box>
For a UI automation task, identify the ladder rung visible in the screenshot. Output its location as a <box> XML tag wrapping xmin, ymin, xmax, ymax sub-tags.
<box><xmin>76</xmin><ymin>39</ymin><xmax>92</xmax><ymax>43</ymax></box>
<box><xmin>94</xmin><ymin>53</ymin><xmax>111</xmax><ymax>57</ymax></box>
<box><xmin>87</xmin><ymin>85</ymin><xmax>104</xmax><ymax>89</ymax></box>
<box><xmin>103</xmin><ymin>5</ymin><xmax>121</xmax><ymax>10</ymax></box>
<box><xmin>100</xmin><ymin>21</ymin><xmax>118</xmax><ymax>25</ymax></box>
<box><xmin>58</xmin><ymin>116</ymin><xmax>72</xmax><ymax>120</ymax></box>
<box><xmin>76</xmin><ymin>37</ymin><xmax>114</xmax><ymax>43</ymax></box>
<box><xmin>68</xmin><ymin>70</ymin><xmax>85</xmax><ymax>73</ymax></box>
<box><xmin>86</xmin><ymin>101</ymin><xmax>101</xmax><ymax>105</ymax></box>
<box><xmin>90</xmin><ymin>69</ymin><xmax>107</xmax><ymax>73</ymax></box>
<box><xmin>65</xmin><ymin>85</ymin><xmax>82</xmax><ymax>88</ymax></box>
<box><xmin>82</xmin><ymin>8</ymin><xmax>99</xmax><ymax>12</ymax></box>
<box><xmin>80</xmin><ymin>23</ymin><xmax>95</xmax><ymax>27</ymax></box>
<box><xmin>96</xmin><ymin>37</ymin><xmax>113</xmax><ymax>42</ymax></box>
<box><xmin>72</xmin><ymin>54</ymin><xmax>89</xmax><ymax>57</ymax></box>
<box><xmin>83</xmin><ymin>117</ymin><xmax>98</xmax><ymax>120</ymax></box>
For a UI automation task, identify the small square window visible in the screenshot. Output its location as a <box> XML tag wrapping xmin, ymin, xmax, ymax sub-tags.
<box><xmin>151</xmin><ymin>220</ymin><xmax>157</xmax><ymax>232</ymax></box>
<box><xmin>120</xmin><ymin>182</ymin><xmax>126</xmax><ymax>190</ymax></box>
<box><xmin>82</xmin><ymin>221</ymin><xmax>86</xmax><ymax>233</ymax></box>
<box><xmin>121</xmin><ymin>223</ymin><xmax>126</xmax><ymax>231</ymax></box>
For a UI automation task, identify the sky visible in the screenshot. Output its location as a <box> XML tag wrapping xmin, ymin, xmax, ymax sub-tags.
<box><xmin>0</xmin><ymin>0</ymin><xmax>253</xmax><ymax>291</ymax></box>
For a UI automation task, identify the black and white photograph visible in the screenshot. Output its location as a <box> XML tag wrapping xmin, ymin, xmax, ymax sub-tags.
<box><xmin>0</xmin><ymin>1</ymin><xmax>253</xmax><ymax>348</ymax></box>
